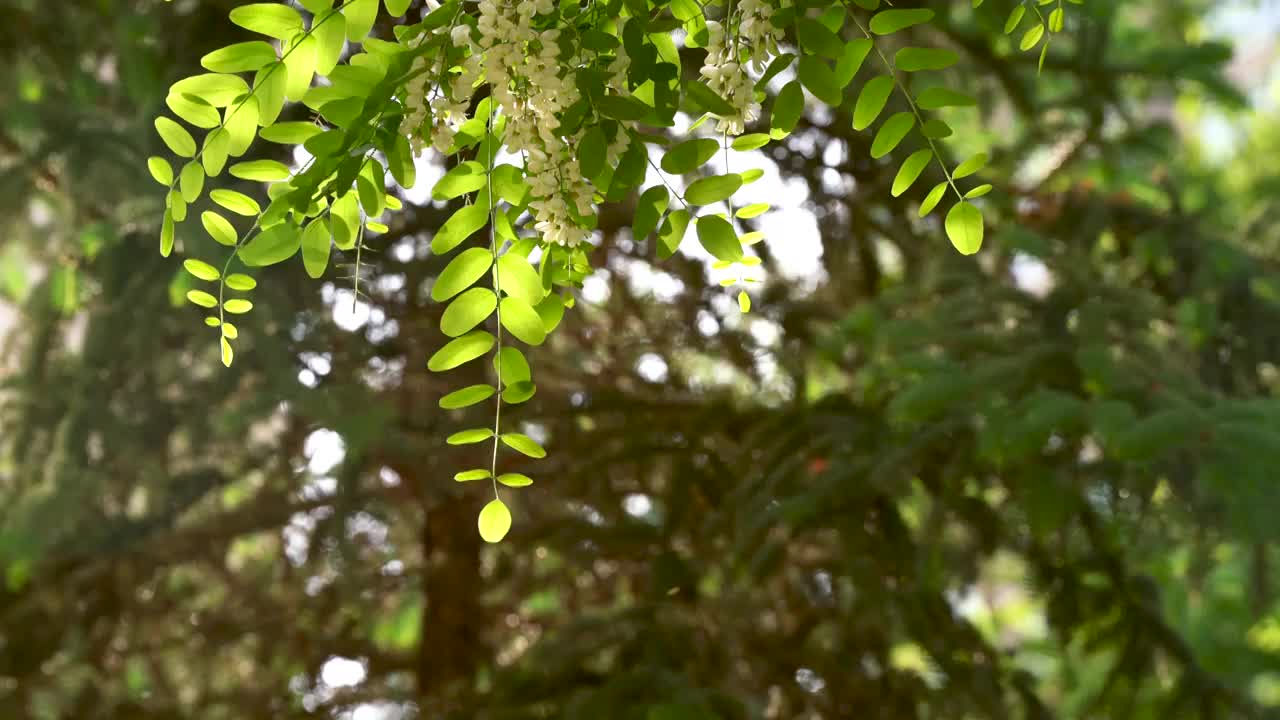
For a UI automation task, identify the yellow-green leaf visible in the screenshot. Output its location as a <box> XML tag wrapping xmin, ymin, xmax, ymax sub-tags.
<box><xmin>428</xmin><ymin>330</ymin><xmax>495</xmax><ymax>371</ymax></box>
<box><xmin>201</xmin><ymin>211</ymin><xmax>238</xmax><ymax>246</ymax></box>
<box><xmin>477</xmin><ymin>499</ymin><xmax>512</xmax><ymax>543</ymax></box>
<box><xmin>439</xmin><ymin>384</ymin><xmax>496</xmax><ymax>410</ymax></box>
<box><xmin>183</xmin><ymin>259</ymin><xmax>220</xmax><ymax>281</ymax></box>
<box><xmin>499</xmin><ymin>296</ymin><xmax>547</xmax><ymax>346</ymax></box>
<box><xmin>441</xmin><ymin>287</ymin><xmax>497</xmax><ymax>337</ymax></box>
<box><xmin>500</xmin><ymin>433</ymin><xmax>546</xmax><ymax>459</ymax></box>
<box><xmin>944</xmin><ymin>201</ymin><xmax>984</xmax><ymax>255</ymax></box>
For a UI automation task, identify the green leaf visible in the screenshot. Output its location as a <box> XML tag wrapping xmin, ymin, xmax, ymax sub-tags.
<box><xmin>894</xmin><ymin>47</ymin><xmax>959</xmax><ymax>72</ymax></box>
<box><xmin>154</xmin><ymin>117</ymin><xmax>196</xmax><ymax>157</ymax></box>
<box><xmin>661</xmin><ymin>138</ymin><xmax>719</xmax><ymax>175</ymax></box>
<box><xmin>260</xmin><ymin>121</ymin><xmax>321</xmax><ymax>144</ymax></box>
<box><xmin>953</xmin><ymin>152</ymin><xmax>988</xmax><ymax>179</ymax></box>
<box><xmin>220</xmin><ymin>336</ymin><xmax>234</xmax><ymax>367</ymax></box>
<box><xmin>731</xmin><ymin>134</ymin><xmax>771</xmax><ymax>152</ymax></box>
<box><xmin>439</xmin><ymin>384</ymin><xmax>495</xmax><ymax>410</ymax></box>
<box><xmin>301</xmin><ymin>217</ymin><xmax>330</xmax><ymax>279</ymax></box>
<box><xmin>944</xmin><ymin>201</ymin><xmax>984</xmax><ymax>255</ymax></box>
<box><xmin>598</xmin><ymin>94</ymin><xmax>650</xmax><ymax>121</ymax></box>
<box><xmin>579</xmin><ymin>126</ymin><xmax>607</xmax><ymax>179</ymax></box>
<box><xmin>797</xmin><ymin>18</ymin><xmax>844</xmax><ymax>59</ymax></box>
<box><xmin>441</xmin><ymin>287</ymin><xmax>497</xmax><ymax>337</ymax></box>
<box><xmin>500</xmin><ymin>433</ymin><xmax>547</xmax><ymax>459</ymax></box>
<box><xmin>685</xmin><ymin>174</ymin><xmax>743</xmax><ymax>206</ymax></box>
<box><xmin>916</xmin><ymin>86</ymin><xmax>977</xmax><ymax>110</ymax></box>
<box><xmin>160</xmin><ymin>211</ymin><xmax>175</xmax><ymax>257</ymax></box>
<box><xmin>1004</xmin><ymin>5</ymin><xmax>1026</xmax><ymax>33</ymax></box>
<box><xmin>433</xmin><ymin>161</ymin><xmax>487</xmax><ymax>200</ymax></box>
<box><xmin>314</xmin><ymin>10</ymin><xmax>347</xmax><ymax>75</ymax></box>
<box><xmin>870</xmin><ymin>112</ymin><xmax>915</xmax><ymax>159</ymax></box>
<box><xmin>166</xmin><ymin>92</ymin><xmax>221</xmax><ymax>128</ymax></box>
<box><xmin>497</xmin><ymin>473</ymin><xmax>533</xmax><ymax>488</ymax></box>
<box><xmin>230</xmin><ymin>159</ymin><xmax>291</xmax><ymax>182</ymax></box>
<box><xmin>210</xmin><ymin>189</ymin><xmax>261</xmax><ymax>216</ymax></box>
<box><xmin>384</xmin><ymin>0</ymin><xmax>410</xmax><ymax>17</ymax></box>
<box><xmin>965</xmin><ymin>183</ymin><xmax>993</xmax><ymax>199</ymax></box>
<box><xmin>387</xmin><ymin>133</ymin><xmax>416</xmax><ymax>189</ymax></box>
<box><xmin>253</xmin><ymin>63</ymin><xmax>288</xmax><ymax>126</ymax></box>
<box><xmin>433</xmin><ymin>248</ymin><xmax>492</xmax><ymax>302</ymax></box>
<box><xmin>358</xmin><ymin>159</ymin><xmax>386</xmax><ymax>218</ymax></box>
<box><xmin>869</xmin><ymin>8</ymin><xmax>934</xmax><ymax>35</ymax></box>
<box><xmin>494</xmin><ymin>346</ymin><xmax>531</xmax><ymax>386</ymax></box>
<box><xmin>853</xmin><ymin>75</ymin><xmax>894</xmax><ymax>131</ymax></box>
<box><xmin>183</xmin><ymin>258</ymin><xmax>220</xmax><ymax>281</ymax></box>
<box><xmin>432</xmin><ymin>194</ymin><xmax>489</xmax><ymax>254</ymax></box>
<box><xmin>283</xmin><ymin>33</ymin><xmax>318</xmax><ymax>102</ymax></box>
<box><xmin>491</xmin><ymin>164</ymin><xmax>530</xmax><ymax>205</ymax></box>
<box><xmin>223</xmin><ymin>298</ymin><xmax>253</xmax><ymax>314</ymax></box>
<box><xmin>201</xmin><ymin>128</ymin><xmax>230</xmax><ymax>177</ymax></box>
<box><xmin>892</xmin><ymin>149</ymin><xmax>932</xmax><ymax>197</ymax></box>
<box><xmin>921</xmin><ymin>119</ymin><xmax>952</xmax><ymax>139</ymax></box>
<box><xmin>500</xmin><ymin>296</ymin><xmax>547</xmax><ymax>346</ymax></box>
<box><xmin>919</xmin><ymin>181</ymin><xmax>948</xmax><ymax>217</ymax></box>
<box><xmin>738</xmin><ymin>289</ymin><xmax>751</xmax><ymax>313</ymax></box>
<box><xmin>229</xmin><ymin>3</ymin><xmax>304</xmax><ymax>40</ymax></box>
<box><xmin>684</xmin><ymin>82</ymin><xmax>735</xmax><ymax>116</ymax></box>
<box><xmin>657</xmin><ymin>208</ymin><xmax>690</xmax><ymax>260</ymax></box>
<box><xmin>454</xmin><ymin>469</ymin><xmax>491</xmax><ymax>482</ymax></box>
<box><xmin>170</xmin><ymin>73</ymin><xmax>249</xmax><ymax>107</ymax></box>
<box><xmin>447</xmin><ymin>428</ymin><xmax>493</xmax><ymax>445</ymax></box>
<box><xmin>186</xmin><ymin>289</ymin><xmax>217</xmax><ymax>308</ymax></box>
<box><xmin>147</xmin><ymin>157</ymin><xmax>174</xmax><ymax>185</ymax></box>
<box><xmin>736</xmin><ymin>202</ymin><xmax>769</xmax><ymax>219</ymax></box>
<box><xmin>633</xmin><ymin>186</ymin><xmax>669</xmax><ymax>240</ymax></box>
<box><xmin>497</xmin><ymin>253</ymin><xmax>544</xmax><ymax>306</ymax></box>
<box><xmin>225</xmin><ymin>273</ymin><xmax>257</xmax><ymax>291</ymax></box>
<box><xmin>201</xmin><ymin>41</ymin><xmax>277</xmax><ymax>73</ymax></box>
<box><xmin>771</xmin><ymin>80</ymin><xmax>804</xmax><ymax>134</ymax></box>
<box><xmin>330</xmin><ymin>192</ymin><xmax>359</xmax><ymax>250</ymax></box>
<box><xmin>835</xmin><ymin>39</ymin><xmax>873</xmax><ymax>88</ymax></box>
<box><xmin>695</xmin><ymin>215</ymin><xmax>744</xmax><ymax>263</ymax></box>
<box><xmin>428</xmin><ymin>330</ymin><xmax>494</xmax><ymax>371</ymax></box>
<box><xmin>239</xmin><ymin>223</ymin><xmax>301</xmax><ymax>266</ymax></box>
<box><xmin>167</xmin><ymin>190</ymin><xmax>187</xmax><ymax>222</ymax></box>
<box><xmin>502</xmin><ymin>381</ymin><xmax>536</xmax><ymax>404</ymax></box>
<box><xmin>201</xmin><ymin>211</ymin><xmax>238</xmax><ymax>246</ymax></box>
<box><xmin>179</xmin><ymin>162</ymin><xmax>204</xmax><ymax>203</ymax></box>
<box><xmin>1020</xmin><ymin>24</ymin><xmax>1045</xmax><ymax>52</ymax></box>
<box><xmin>224</xmin><ymin>96</ymin><xmax>259</xmax><ymax>157</ymax></box>
<box><xmin>535</xmin><ymin>296</ymin><xmax>564</xmax><ymax>334</ymax></box>
<box><xmin>477</xmin><ymin>499</ymin><xmax>512</xmax><ymax>543</ymax></box>
<box><xmin>797</xmin><ymin>56</ymin><xmax>841</xmax><ymax>107</ymax></box>
<box><xmin>343</xmin><ymin>0</ymin><xmax>376</xmax><ymax>41</ymax></box>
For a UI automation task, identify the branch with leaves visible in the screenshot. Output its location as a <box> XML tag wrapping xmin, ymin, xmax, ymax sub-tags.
<box><xmin>147</xmin><ymin>0</ymin><xmax>1021</xmax><ymax>541</ymax></box>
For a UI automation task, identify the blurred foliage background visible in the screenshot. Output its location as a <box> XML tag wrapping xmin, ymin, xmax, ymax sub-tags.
<box><xmin>4</xmin><ymin>0</ymin><xmax>1280</xmax><ymax>718</ymax></box>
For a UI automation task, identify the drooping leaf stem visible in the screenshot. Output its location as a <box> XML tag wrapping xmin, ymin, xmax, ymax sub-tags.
<box><xmin>846</xmin><ymin>9</ymin><xmax>965</xmax><ymax>203</ymax></box>
<box><xmin>483</xmin><ymin>102</ymin><xmax>504</xmax><ymax>502</ymax></box>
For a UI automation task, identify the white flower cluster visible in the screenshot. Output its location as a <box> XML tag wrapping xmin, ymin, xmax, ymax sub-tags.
<box><xmin>739</xmin><ymin>0</ymin><xmax>785</xmax><ymax>72</ymax></box>
<box><xmin>700</xmin><ymin>21</ymin><xmax>760</xmax><ymax>136</ymax></box>
<box><xmin>397</xmin><ymin>21</ymin><xmax>483</xmax><ymax>156</ymax></box>
<box><xmin>475</xmin><ymin>0</ymin><xmax>599</xmax><ymax>246</ymax></box>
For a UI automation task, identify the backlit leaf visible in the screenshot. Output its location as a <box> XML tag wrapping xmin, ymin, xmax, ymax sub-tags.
<box><xmin>440</xmin><ymin>385</ymin><xmax>495</xmax><ymax>410</ymax></box>
<box><xmin>477</xmin><ymin>499</ymin><xmax>512</xmax><ymax>543</ymax></box>
<box><xmin>500</xmin><ymin>296</ymin><xmax>547</xmax><ymax>346</ymax></box>
<box><xmin>428</xmin><ymin>330</ymin><xmax>494</xmax><ymax>371</ymax></box>
<box><xmin>441</xmin><ymin>287</ymin><xmax>497</xmax><ymax>337</ymax></box>
<box><xmin>945</xmin><ymin>201</ymin><xmax>984</xmax><ymax>255</ymax></box>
